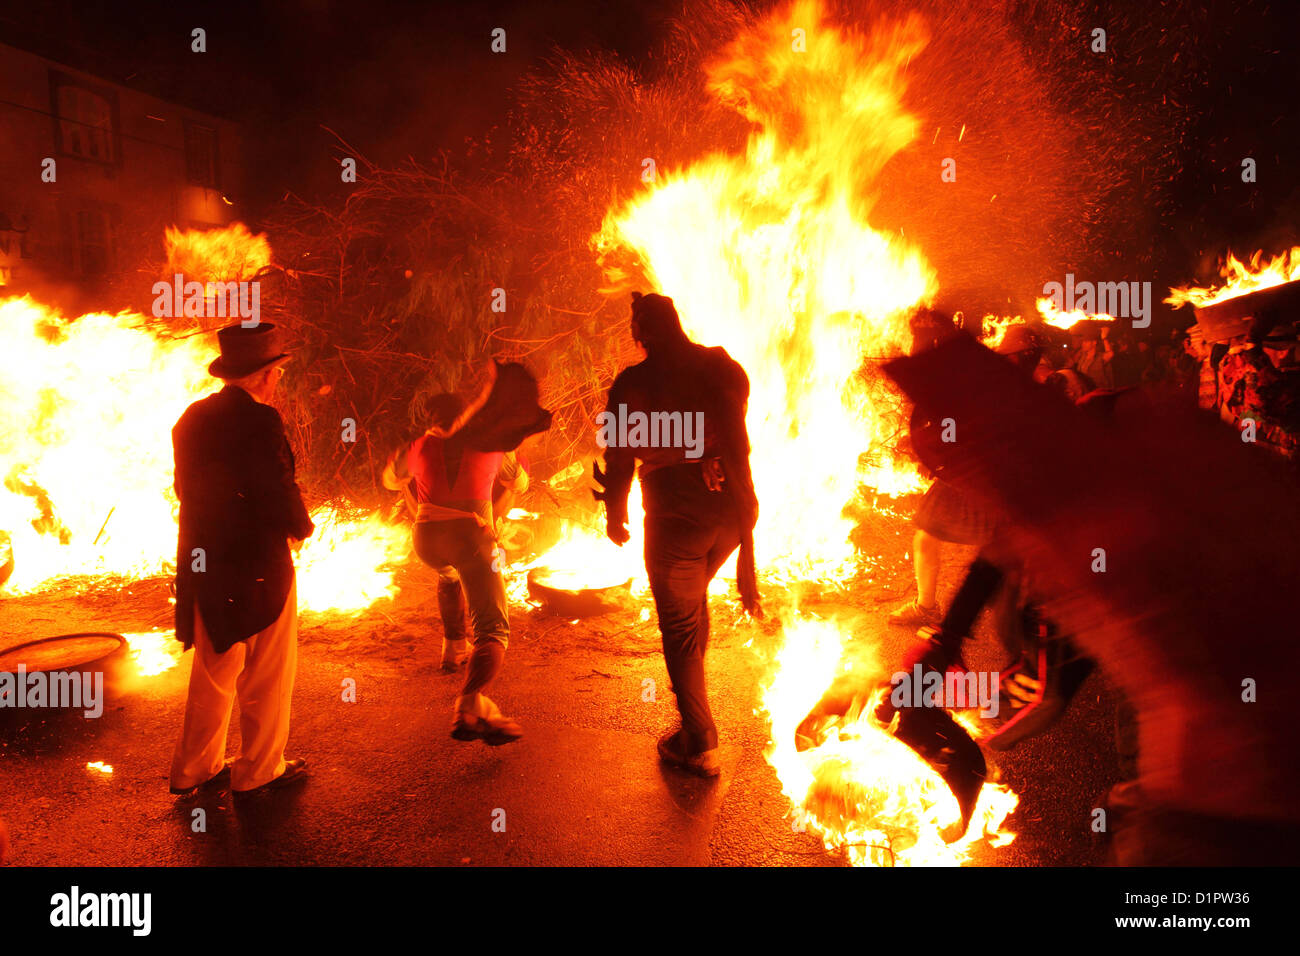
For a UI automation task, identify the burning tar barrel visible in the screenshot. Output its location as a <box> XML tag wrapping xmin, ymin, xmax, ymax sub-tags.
<box><xmin>1192</xmin><ymin>276</ymin><xmax>1300</xmax><ymax>343</ymax></box>
<box><xmin>526</xmin><ymin>567</ymin><xmax>634</xmax><ymax>618</ymax></box>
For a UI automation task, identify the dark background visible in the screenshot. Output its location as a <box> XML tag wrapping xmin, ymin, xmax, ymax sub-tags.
<box><xmin>3</xmin><ymin>0</ymin><xmax>1298</xmax><ymax>321</ymax></box>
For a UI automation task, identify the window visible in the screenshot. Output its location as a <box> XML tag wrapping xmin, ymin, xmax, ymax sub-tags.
<box><xmin>75</xmin><ymin>208</ymin><xmax>114</xmax><ymax>276</ymax></box>
<box><xmin>51</xmin><ymin>74</ymin><xmax>118</xmax><ymax>163</ymax></box>
<box><xmin>184</xmin><ymin>122</ymin><xmax>219</xmax><ymax>188</ymax></box>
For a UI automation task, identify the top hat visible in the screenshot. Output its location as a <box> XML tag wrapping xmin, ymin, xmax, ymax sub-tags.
<box><xmin>208</xmin><ymin>322</ymin><xmax>291</xmax><ymax>379</ymax></box>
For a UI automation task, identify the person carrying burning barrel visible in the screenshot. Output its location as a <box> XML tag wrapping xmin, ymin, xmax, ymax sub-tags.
<box><xmin>383</xmin><ymin>361</ymin><xmax>551</xmax><ymax>746</ymax></box>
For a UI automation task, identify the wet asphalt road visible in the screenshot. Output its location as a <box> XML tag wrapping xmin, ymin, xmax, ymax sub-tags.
<box><xmin>0</xmin><ymin>536</ymin><xmax>1121</xmax><ymax>867</ymax></box>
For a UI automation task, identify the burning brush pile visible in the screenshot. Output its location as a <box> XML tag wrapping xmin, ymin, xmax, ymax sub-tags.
<box><xmin>0</xmin><ymin>231</ymin><xmax>413</xmax><ymax>629</ymax></box>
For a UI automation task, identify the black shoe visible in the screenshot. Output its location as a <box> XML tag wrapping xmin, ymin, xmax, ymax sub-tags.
<box><xmin>657</xmin><ymin>730</ymin><xmax>721</xmax><ymax>777</ymax></box>
<box><xmin>235</xmin><ymin>758</ymin><xmax>309</xmax><ymax>794</ymax></box>
<box><xmin>169</xmin><ymin>760</ymin><xmax>233</xmax><ymax>797</ymax></box>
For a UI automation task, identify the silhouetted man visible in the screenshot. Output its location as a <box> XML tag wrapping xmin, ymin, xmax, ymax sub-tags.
<box><xmin>170</xmin><ymin>322</ymin><xmax>314</xmax><ymax>796</ymax></box>
<box><xmin>597</xmin><ymin>292</ymin><xmax>759</xmax><ymax>777</ymax></box>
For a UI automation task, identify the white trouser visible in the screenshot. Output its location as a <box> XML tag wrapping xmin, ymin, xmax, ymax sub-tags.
<box><xmin>169</xmin><ymin>580</ymin><xmax>298</xmax><ymax>791</ymax></box>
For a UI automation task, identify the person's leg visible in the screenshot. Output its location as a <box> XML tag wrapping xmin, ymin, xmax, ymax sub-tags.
<box><xmin>170</xmin><ymin>606</ymin><xmax>244</xmax><ymax>791</ymax></box>
<box><xmin>890</xmin><ymin>529</ymin><xmax>942</xmax><ymax>625</ymax></box>
<box><xmin>456</xmin><ymin>531</ymin><xmax>509</xmax><ymax>700</ymax></box>
<box><xmin>914</xmin><ymin>529</ymin><xmax>940</xmax><ymax>608</ymax></box>
<box><xmin>698</xmin><ymin>519</ymin><xmax>741</xmax><ymax>655</ymax></box>
<box><xmin>647</xmin><ymin>515</ymin><xmax>716</xmax><ymax>754</ymax></box>
<box><xmin>440</xmin><ymin>523</ymin><xmax>520</xmax><ymax>744</ymax></box>
<box><xmin>934</xmin><ymin>555</ymin><xmax>1003</xmax><ymax>656</ymax></box>
<box><xmin>231</xmin><ymin>579</ymin><xmax>299</xmax><ymax>791</ymax></box>
<box><xmin>989</xmin><ymin>567</ymin><xmax>1023</xmax><ymax>661</ymax></box>
<box><xmin>435</xmin><ymin>569</ymin><xmax>469</xmax><ymax>668</ymax></box>
<box><xmin>415</xmin><ymin>523</ymin><xmax>470</xmax><ymax>667</ymax></box>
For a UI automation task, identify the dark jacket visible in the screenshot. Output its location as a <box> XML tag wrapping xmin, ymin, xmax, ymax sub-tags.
<box><xmin>601</xmin><ymin>343</ymin><xmax>755</xmax><ymax>524</ymax></box>
<box><xmin>172</xmin><ymin>385</ymin><xmax>314</xmax><ymax>653</ymax></box>
<box><xmin>599</xmin><ymin>342</ymin><xmax>761</xmax><ymax>612</ymax></box>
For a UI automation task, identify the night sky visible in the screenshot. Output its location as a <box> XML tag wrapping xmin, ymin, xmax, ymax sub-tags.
<box><xmin>3</xmin><ymin>0</ymin><xmax>1298</xmax><ymax>305</ymax></box>
<box><xmin>1</xmin><ymin>0</ymin><xmax>663</xmax><ymax>208</ymax></box>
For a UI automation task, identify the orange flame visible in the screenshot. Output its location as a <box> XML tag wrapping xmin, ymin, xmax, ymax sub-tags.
<box><xmin>0</xmin><ymin>226</ymin><xmax>405</xmax><ymax>614</ymax></box>
<box><xmin>597</xmin><ymin>0</ymin><xmax>935</xmax><ymax>585</ymax></box>
<box><xmin>762</xmin><ymin>618</ymin><xmax>1017</xmax><ymax>866</ymax></box>
<box><xmin>594</xmin><ymin>0</ymin><xmax>1015</xmax><ymax>862</ymax></box>
<box><xmin>165</xmin><ymin>222</ymin><xmax>271</xmax><ymax>286</ymax></box>
<box><xmin>1165</xmin><ymin>246</ymin><xmax>1300</xmax><ymax>311</ymax></box>
<box><xmin>122</xmin><ymin>630</ymin><xmax>183</xmax><ymax>677</ymax></box>
<box><xmin>1036</xmin><ymin>297</ymin><xmax>1117</xmax><ymax>330</ymax></box>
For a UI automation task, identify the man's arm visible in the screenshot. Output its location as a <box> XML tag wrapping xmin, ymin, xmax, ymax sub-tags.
<box><xmin>598</xmin><ymin>375</ymin><xmax>636</xmax><ymax>543</ymax></box>
<box><xmin>495</xmin><ymin>450</ymin><xmax>529</xmax><ymax>494</ymax></box>
<box><xmin>248</xmin><ymin>407</ymin><xmax>315</xmax><ymax>541</ymax></box>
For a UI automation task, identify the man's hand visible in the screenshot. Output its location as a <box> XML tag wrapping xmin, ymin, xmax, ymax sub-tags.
<box><xmin>288</xmin><ymin>537</ymin><xmax>304</xmax><ymax>554</ymax></box>
<box><xmin>606</xmin><ymin>517</ymin><xmax>630</xmax><ymax>546</ymax></box>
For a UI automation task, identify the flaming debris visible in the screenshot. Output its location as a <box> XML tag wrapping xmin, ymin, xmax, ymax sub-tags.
<box><xmin>1164</xmin><ymin>245</ymin><xmax>1300</xmax><ymax>310</ymax></box>
<box><xmin>762</xmin><ymin>619</ymin><xmax>1017</xmax><ymax>866</ymax></box>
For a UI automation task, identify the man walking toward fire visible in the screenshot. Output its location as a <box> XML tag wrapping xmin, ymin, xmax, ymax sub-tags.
<box><xmin>384</xmin><ymin>361</ymin><xmax>551</xmax><ymax>746</ymax></box>
<box><xmin>169</xmin><ymin>322</ymin><xmax>315</xmax><ymax>797</ymax></box>
<box><xmin>595</xmin><ymin>292</ymin><xmax>761</xmax><ymax>777</ymax></box>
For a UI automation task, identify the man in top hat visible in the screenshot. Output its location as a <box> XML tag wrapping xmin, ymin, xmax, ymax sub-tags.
<box><xmin>169</xmin><ymin>322</ymin><xmax>315</xmax><ymax>796</ymax></box>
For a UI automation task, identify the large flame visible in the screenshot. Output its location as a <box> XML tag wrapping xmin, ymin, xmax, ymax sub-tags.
<box><xmin>165</xmin><ymin>222</ymin><xmax>272</xmax><ymax>286</ymax></box>
<box><xmin>0</xmin><ymin>296</ymin><xmax>214</xmax><ymax>591</ymax></box>
<box><xmin>1165</xmin><ymin>245</ymin><xmax>1300</xmax><ymax>310</ymax></box>
<box><xmin>595</xmin><ymin>0</ymin><xmax>1018</xmax><ymax>862</ymax></box>
<box><xmin>0</xmin><ymin>227</ymin><xmax>406</xmax><ymax>614</ymax></box>
<box><xmin>597</xmin><ymin>0</ymin><xmax>936</xmax><ymax>584</ymax></box>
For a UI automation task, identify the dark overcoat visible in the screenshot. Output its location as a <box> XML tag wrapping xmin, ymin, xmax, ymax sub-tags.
<box><xmin>172</xmin><ymin>385</ymin><xmax>314</xmax><ymax>653</ymax></box>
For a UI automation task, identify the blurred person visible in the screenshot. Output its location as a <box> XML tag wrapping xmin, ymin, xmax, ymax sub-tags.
<box><xmin>1185</xmin><ymin>324</ymin><xmax>1218</xmax><ymax>411</ymax></box>
<box><xmin>595</xmin><ymin>292</ymin><xmax>759</xmax><ymax>777</ymax></box>
<box><xmin>1108</xmin><ymin>330</ymin><xmax>1143</xmax><ymax>388</ymax></box>
<box><xmin>890</xmin><ymin>323</ymin><xmax>1035</xmax><ymax>628</ymax></box>
<box><xmin>1262</xmin><ymin>322</ymin><xmax>1299</xmax><ymax>371</ymax></box>
<box><xmin>384</xmin><ymin>362</ymin><xmax>550</xmax><ymax>745</ymax></box>
<box><xmin>170</xmin><ymin>323</ymin><xmax>315</xmax><ymax>796</ymax></box>
<box><xmin>884</xmin><ymin>333</ymin><xmax>1300</xmax><ymax>864</ymax></box>
<box><xmin>1141</xmin><ymin>343</ymin><xmax>1176</xmax><ymax>387</ymax></box>
<box><xmin>1072</xmin><ymin>323</ymin><xmax>1114</xmax><ymax>388</ymax></box>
